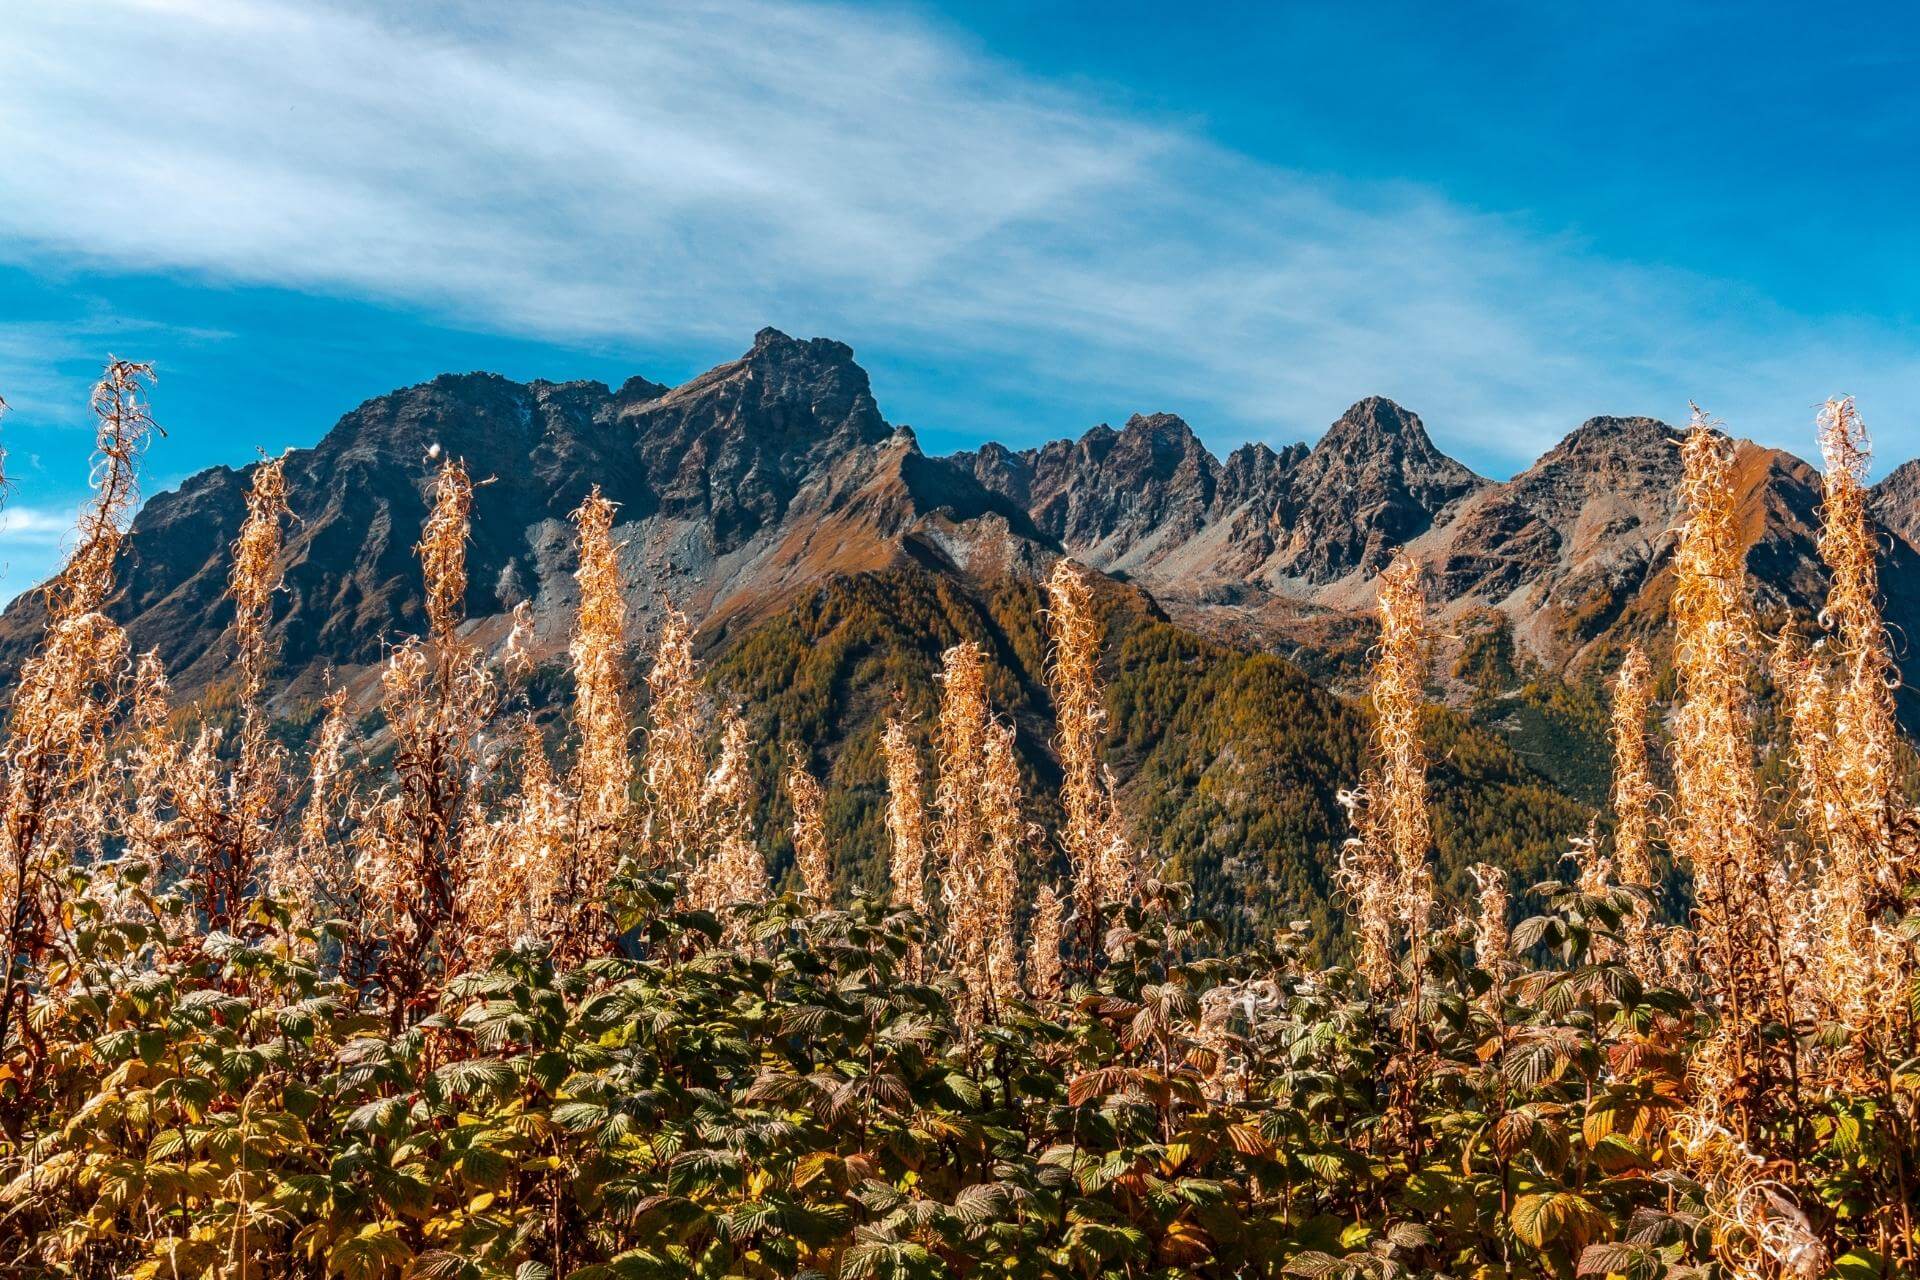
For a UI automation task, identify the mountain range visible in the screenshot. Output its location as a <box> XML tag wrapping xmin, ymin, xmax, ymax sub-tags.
<box><xmin>2</xmin><ymin>328</ymin><xmax>1911</xmax><ymax>930</ymax></box>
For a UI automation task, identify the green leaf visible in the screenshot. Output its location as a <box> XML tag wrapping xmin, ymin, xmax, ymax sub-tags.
<box><xmin>1511</xmin><ymin>1192</ymin><xmax>1566</xmax><ymax>1248</ymax></box>
<box><xmin>1577</xmin><ymin>1241</ymin><xmax>1662</xmax><ymax>1279</ymax></box>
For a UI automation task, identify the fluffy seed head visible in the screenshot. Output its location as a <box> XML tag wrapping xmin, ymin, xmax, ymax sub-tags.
<box><xmin>787</xmin><ymin>755</ymin><xmax>832</xmax><ymax>906</ymax></box>
<box><xmin>1338</xmin><ymin>552</ymin><xmax>1433</xmax><ymax>985</ymax></box>
<box><xmin>643</xmin><ymin>603</ymin><xmax>707</xmax><ymax>866</ymax></box>
<box><xmin>880</xmin><ymin>714</ymin><xmax>928</xmax><ymax>913</ymax></box>
<box><xmin>420</xmin><ymin>459</ymin><xmax>473</xmax><ymax>647</ymax></box>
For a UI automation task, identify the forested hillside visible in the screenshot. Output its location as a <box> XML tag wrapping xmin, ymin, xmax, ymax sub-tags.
<box><xmin>698</xmin><ymin>568</ymin><xmax>1589</xmax><ymax>946</ymax></box>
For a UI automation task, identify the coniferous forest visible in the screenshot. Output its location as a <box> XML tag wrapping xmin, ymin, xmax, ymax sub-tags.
<box><xmin>1</xmin><ymin>362</ymin><xmax>1917</xmax><ymax>1279</ymax></box>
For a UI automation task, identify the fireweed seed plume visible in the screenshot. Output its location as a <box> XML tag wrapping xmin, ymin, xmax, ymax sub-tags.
<box><xmin>1045</xmin><ymin>559</ymin><xmax>1134</xmax><ymax>955</ymax></box>
<box><xmin>1337</xmin><ymin>552</ymin><xmax>1433</xmax><ymax>990</ymax></box>
<box><xmin>554</xmin><ymin>487</ymin><xmax>633</xmax><ymax>959</ymax></box>
<box><xmin>356</xmin><ymin>457</ymin><xmax>500</xmax><ymax>1025</ymax></box>
<box><xmin>686</xmin><ymin>708</ymin><xmax>767</xmax><ymax>917</ymax></box>
<box><xmin>270</xmin><ymin>686</ymin><xmax>357</xmax><ymax>939</ymax></box>
<box><xmin>1609</xmin><ymin>646</ymin><xmax>1657</xmax><ymax>888</ymax></box>
<box><xmin>229</xmin><ymin>457</ymin><xmax>290</xmax><ymax>704</ymax></box>
<box><xmin>49</xmin><ymin>360</ymin><xmax>159</xmax><ymax>621</ymax></box>
<box><xmin>978</xmin><ymin>717</ymin><xmax>1025</xmax><ymax>1008</ymax></box>
<box><xmin>0</xmin><ymin>361</ymin><xmax>152</xmax><ymax>1055</ymax></box>
<box><xmin>419</xmin><ymin>456</ymin><xmax>473</xmax><ymax>648</ymax></box>
<box><xmin>1665</xmin><ymin>409</ymin><xmax>1791</xmax><ymax>1111</ymax></box>
<box><xmin>568</xmin><ymin>489</ymin><xmax>632</xmax><ymax>828</ymax></box>
<box><xmin>229</xmin><ymin>460</ymin><xmax>292</xmax><ymax>793</ymax></box>
<box><xmin>880</xmin><ymin>713</ymin><xmax>928</xmax><ymax>916</ymax></box>
<box><xmin>1807</xmin><ymin>397</ymin><xmax>1910</xmax><ymax>1055</ymax></box>
<box><xmin>642</xmin><ymin>602</ymin><xmax>706</xmax><ymax>868</ymax></box>
<box><xmin>170</xmin><ymin>456</ymin><xmax>296</xmax><ymax>930</ymax></box>
<box><xmin>1608</xmin><ymin>645</ymin><xmax>1661</xmax><ymax>972</ymax></box>
<box><xmin>103</xmin><ymin>650</ymin><xmax>177</xmax><ymax>915</ymax></box>
<box><xmin>475</xmin><ymin>720</ymin><xmax>568</xmax><ymax>958</ymax></box>
<box><xmin>933</xmin><ymin>640</ymin><xmax>1012</xmax><ymax>1019</ymax></box>
<box><xmin>786</xmin><ymin>755</ymin><xmax>831</xmax><ymax>906</ymax></box>
<box><xmin>934</xmin><ymin>640</ymin><xmax>990</xmax><ymax>892</ymax></box>
<box><xmin>1814</xmin><ymin>400</ymin><xmax>1900</xmax><ymax>873</ymax></box>
<box><xmin>1028</xmin><ymin>880</ymin><xmax>1065</xmax><ymax>999</ymax></box>
<box><xmin>1467</xmin><ymin>862</ymin><xmax>1510</xmax><ymax>1012</ymax></box>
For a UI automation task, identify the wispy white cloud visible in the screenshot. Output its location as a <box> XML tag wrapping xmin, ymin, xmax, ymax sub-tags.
<box><xmin>0</xmin><ymin>501</ymin><xmax>76</xmax><ymax>606</ymax></box>
<box><xmin>0</xmin><ymin>0</ymin><xmax>1913</xmax><ymax>471</ymax></box>
<box><xmin>0</xmin><ymin>312</ymin><xmax>231</xmax><ymax>430</ymax></box>
<box><xmin>0</xmin><ymin>503</ymin><xmax>75</xmax><ymax>548</ymax></box>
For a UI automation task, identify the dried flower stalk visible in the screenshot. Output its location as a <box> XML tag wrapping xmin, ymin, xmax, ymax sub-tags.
<box><xmin>977</xmin><ymin>718</ymin><xmax>1025</xmax><ymax>1008</ymax></box>
<box><xmin>642</xmin><ymin>603</ymin><xmax>706</xmax><ymax>867</ymax></box>
<box><xmin>102</xmin><ymin>651</ymin><xmax>178</xmax><ymax>916</ymax></box>
<box><xmin>881</xmin><ymin>714</ymin><xmax>928</xmax><ymax>914</ymax></box>
<box><xmin>230</xmin><ymin>457</ymin><xmax>289</xmax><ymax>704</ymax></box>
<box><xmin>685</xmin><ymin>709</ymin><xmax>767</xmax><ymax>916</ymax></box>
<box><xmin>1610</xmin><ymin>646</ymin><xmax>1656</xmax><ymax>886</ymax></box>
<box><xmin>1607</xmin><ymin>645</ymin><xmax>1663</xmax><ymax>978</ymax></box>
<box><xmin>356</xmin><ymin>459</ymin><xmax>496</xmax><ymax>1024</ymax></box>
<box><xmin>268</xmin><ymin>688</ymin><xmax>357</xmax><ymax>939</ymax></box>
<box><xmin>548</xmin><ymin>487</ymin><xmax>633</xmax><ymax>959</ymax></box>
<box><xmin>788</xmin><ymin>755</ymin><xmax>832</xmax><ymax>906</ymax></box>
<box><xmin>1046</xmin><ymin>560</ymin><xmax>1132</xmax><ymax>945</ymax></box>
<box><xmin>1666</xmin><ymin>409</ymin><xmax>1793</xmax><ymax>1129</ymax></box>
<box><xmin>0</xmin><ymin>361</ymin><xmax>153</xmax><ymax>1055</ymax></box>
<box><xmin>171</xmin><ymin>458</ymin><xmax>295</xmax><ymax>930</ymax></box>
<box><xmin>1337</xmin><ymin>553</ymin><xmax>1433</xmax><ymax>988</ymax></box>
<box><xmin>1466</xmin><ymin>861</ymin><xmax>1511</xmax><ymax>1022</ymax></box>
<box><xmin>933</xmin><ymin>641</ymin><xmax>1020</xmax><ymax>1019</ymax></box>
<box><xmin>1028</xmin><ymin>881</ymin><xmax>1064</xmax><ymax>999</ymax></box>
<box><xmin>934</xmin><ymin>641</ymin><xmax>990</xmax><ymax>890</ymax></box>
<box><xmin>467</xmin><ymin>722</ymin><xmax>565</xmax><ymax>962</ymax></box>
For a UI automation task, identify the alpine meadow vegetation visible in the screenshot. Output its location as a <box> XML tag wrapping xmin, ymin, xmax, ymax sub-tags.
<box><xmin>0</xmin><ymin>366</ymin><xmax>1916</xmax><ymax>1279</ymax></box>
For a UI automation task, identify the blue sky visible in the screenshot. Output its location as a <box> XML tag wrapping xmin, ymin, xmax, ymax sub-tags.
<box><xmin>2</xmin><ymin>0</ymin><xmax>1917</xmax><ymax>597</ymax></box>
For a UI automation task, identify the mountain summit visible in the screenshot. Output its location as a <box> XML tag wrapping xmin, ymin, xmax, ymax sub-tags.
<box><xmin>5</xmin><ymin>330</ymin><xmax>1918</xmax><ymax>705</ymax></box>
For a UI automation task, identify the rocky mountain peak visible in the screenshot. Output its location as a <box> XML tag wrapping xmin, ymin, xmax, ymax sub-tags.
<box><xmin>1871</xmin><ymin>458</ymin><xmax>1920</xmax><ymax>550</ymax></box>
<box><xmin>13</xmin><ymin>327</ymin><xmax>1920</xmax><ymax>722</ymax></box>
<box><xmin>1308</xmin><ymin>398</ymin><xmax>1481</xmax><ymax>485</ymax></box>
<box><xmin>1106</xmin><ymin>413</ymin><xmax>1214</xmax><ymax>484</ymax></box>
<box><xmin>1317</xmin><ymin>395</ymin><xmax>1422</xmax><ymax>443</ymax></box>
<box><xmin>952</xmin><ymin>414</ymin><xmax>1225</xmax><ymax>565</ymax></box>
<box><xmin>0</xmin><ymin>330</ymin><xmax>964</xmax><ymax>697</ymax></box>
<box><xmin>1269</xmin><ymin>399</ymin><xmax>1488</xmax><ymax>583</ymax></box>
<box><xmin>1534</xmin><ymin>415</ymin><xmax>1680</xmax><ymax>470</ymax></box>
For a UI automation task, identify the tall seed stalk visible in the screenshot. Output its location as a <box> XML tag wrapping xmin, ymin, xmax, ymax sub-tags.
<box><xmin>269</xmin><ymin>687</ymin><xmax>359</xmax><ymax>948</ymax></box>
<box><xmin>356</xmin><ymin>459</ymin><xmax>497</xmax><ymax>1025</ymax></box>
<box><xmin>105</xmin><ymin>651</ymin><xmax>178</xmax><ymax>918</ymax></box>
<box><xmin>933</xmin><ymin>641</ymin><xmax>1019</xmax><ymax>1020</ymax></box>
<box><xmin>1045</xmin><ymin>560</ymin><xmax>1132</xmax><ymax>959</ymax></box>
<box><xmin>787</xmin><ymin>756</ymin><xmax>832</xmax><ymax>906</ymax></box>
<box><xmin>1609</xmin><ymin>646</ymin><xmax>1662</xmax><ymax>976</ymax></box>
<box><xmin>1807</xmin><ymin>398</ymin><xmax>1909</xmax><ymax>1054</ymax></box>
<box><xmin>1666</xmin><ymin>409</ymin><xmax>1804</xmax><ymax>1152</ymax></box>
<box><xmin>0</xmin><ymin>361</ymin><xmax>153</xmax><ymax>1059</ymax></box>
<box><xmin>881</xmin><ymin>714</ymin><xmax>928</xmax><ymax>914</ymax></box>
<box><xmin>173</xmin><ymin>457</ymin><xmax>293</xmax><ymax>930</ymax></box>
<box><xmin>642</xmin><ymin>604</ymin><xmax>705</xmax><ymax>867</ymax></box>
<box><xmin>1337</xmin><ymin>553</ymin><xmax>1433</xmax><ymax>992</ymax></box>
<box><xmin>553</xmin><ymin>487</ymin><xmax>632</xmax><ymax>959</ymax></box>
<box><xmin>685</xmin><ymin>709</ymin><xmax>767</xmax><ymax>916</ymax></box>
